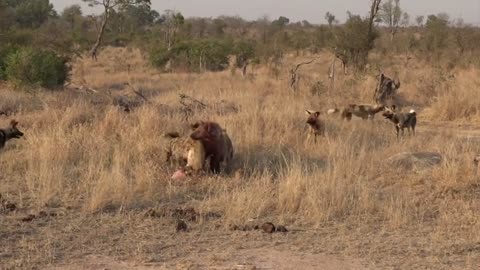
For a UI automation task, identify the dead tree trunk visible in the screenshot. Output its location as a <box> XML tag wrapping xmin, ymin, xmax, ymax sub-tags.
<box><xmin>90</xmin><ymin>6</ymin><xmax>110</xmax><ymax>61</ymax></box>
<box><xmin>289</xmin><ymin>58</ymin><xmax>317</xmax><ymax>91</ymax></box>
<box><xmin>241</xmin><ymin>61</ymin><xmax>248</xmax><ymax>77</ymax></box>
<box><xmin>368</xmin><ymin>0</ymin><xmax>382</xmax><ymax>39</ymax></box>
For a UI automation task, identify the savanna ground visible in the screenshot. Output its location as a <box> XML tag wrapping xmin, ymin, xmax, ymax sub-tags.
<box><xmin>1</xmin><ymin>47</ymin><xmax>480</xmax><ymax>269</ymax></box>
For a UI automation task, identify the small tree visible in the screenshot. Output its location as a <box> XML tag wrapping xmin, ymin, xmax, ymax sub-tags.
<box><xmin>401</xmin><ymin>12</ymin><xmax>410</xmax><ymax>27</ymax></box>
<box><xmin>81</xmin><ymin>0</ymin><xmax>151</xmax><ymax>60</ymax></box>
<box><xmin>424</xmin><ymin>14</ymin><xmax>449</xmax><ymax>52</ymax></box>
<box><xmin>161</xmin><ymin>10</ymin><xmax>184</xmax><ymax>50</ymax></box>
<box><xmin>379</xmin><ymin>0</ymin><xmax>402</xmax><ymax>41</ymax></box>
<box><xmin>325</xmin><ymin>12</ymin><xmax>336</xmax><ymax>27</ymax></box>
<box><xmin>272</xmin><ymin>16</ymin><xmax>289</xmax><ymax>28</ymax></box>
<box><xmin>14</xmin><ymin>0</ymin><xmax>57</xmax><ymax>29</ymax></box>
<box><xmin>415</xmin><ymin>15</ymin><xmax>424</xmax><ymax>27</ymax></box>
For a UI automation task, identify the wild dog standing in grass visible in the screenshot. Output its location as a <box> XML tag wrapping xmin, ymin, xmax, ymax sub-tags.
<box><xmin>165</xmin><ymin>132</ymin><xmax>206</xmax><ymax>173</ymax></box>
<box><xmin>305</xmin><ymin>110</ymin><xmax>325</xmax><ymax>143</ymax></box>
<box><xmin>327</xmin><ymin>104</ymin><xmax>385</xmax><ymax>121</ymax></box>
<box><xmin>0</xmin><ymin>120</ymin><xmax>24</xmax><ymax>150</ymax></box>
<box><xmin>382</xmin><ymin>105</ymin><xmax>417</xmax><ymax>138</ymax></box>
<box><xmin>190</xmin><ymin>121</ymin><xmax>233</xmax><ymax>174</ymax></box>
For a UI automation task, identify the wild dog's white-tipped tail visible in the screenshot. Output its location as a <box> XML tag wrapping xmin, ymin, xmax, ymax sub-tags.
<box><xmin>327</xmin><ymin>108</ymin><xmax>338</xmax><ymax>115</ymax></box>
<box><xmin>409</xmin><ymin>109</ymin><xmax>416</xmax><ymax>114</ymax></box>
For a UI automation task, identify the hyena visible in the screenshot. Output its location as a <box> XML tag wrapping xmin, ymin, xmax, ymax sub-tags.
<box><xmin>305</xmin><ymin>110</ymin><xmax>325</xmax><ymax>143</ymax></box>
<box><xmin>382</xmin><ymin>105</ymin><xmax>417</xmax><ymax>138</ymax></box>
<box><xmin>329</xmin><ymin>104</ymin><xmax>385</xmax><ymax>121</ymax></box>
<box><xmin>190</xmin><ymin>121</ymin><xmax>233</xmax><ymax>174</ymax></box>
<box><xmin>221</xmin><ymin>129</ymin><xmax>234</xmax><ymax>173</ymax></box>
<box><xmin>0</xmin><ymin>120</ymin><xmax>24</xmax><ymax>150</ymax></box>
<box><xmin>165</xmin><ymin>132</ymin><xmax>206</xmax><ymax>173</ymax></box>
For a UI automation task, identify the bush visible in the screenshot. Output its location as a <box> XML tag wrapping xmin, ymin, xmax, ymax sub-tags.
<box><xmin>150</xmin><ymin>39</ymin><xmax>232</xmax><ymax>72</ymax></box>
<box><xmin>0</xmin><ymin>44</ymin><xmax>19</xmax><ymax>80</ymax></box>
<box><xmin>335</xmin><ymin>14</ymin><xmax>378</xmax><ymax>70</ymax></box>
<box><xmin>5</xmin><ymin>47</ymin><xmax>69</xmax><ymax>89</ymax></box>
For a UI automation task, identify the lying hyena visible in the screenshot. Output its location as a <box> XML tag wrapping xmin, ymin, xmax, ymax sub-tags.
<box><xmin>164</xmin><ymin>132</ymin><xmax>206</xmax><ymax>173</ymax></box>
<box><xmin>328</xmin><ymin>104</ymin><xmax>385</xmax><ymax>121</ymax></box>
<box><xmin>0</xmin><ymin>120</ymin><xmax>24</xmax><ymax>150</ymax></box>
<box><xmin>382</xmin><ymin>105</ymin><xmax>417</xmax><ymax>138</ymax></box>
<box><xmin>305</xmin><ymin>110</ymin><xmax>325</xmax><ymax>143</ymax></box>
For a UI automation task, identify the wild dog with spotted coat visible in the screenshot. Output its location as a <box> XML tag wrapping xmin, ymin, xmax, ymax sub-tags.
<box><xmin>328</xmin><ymin>104</ymin><xmax>385</xmax><ymax>121</ymax></box>
<box><xmin>305</xmin><ymin>110</ymin><xmax>325</xmax><ymax>143</ymax></box>
<box><xmin>382</xmin><ymin>105</ymin><xmax>417</xmax><ymax>138</ymax></box>
<box><xmin>0</xmin><ymin>120</ymin><xmax>24</xmax><ymax>150</ymax></box>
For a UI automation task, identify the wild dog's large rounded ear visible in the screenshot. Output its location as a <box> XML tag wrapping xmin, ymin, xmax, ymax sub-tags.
<box><xmin>314</xmin><ymin>111</ymin><xmax>320</xmax><ymax>117</ymax></box>
<box><xmin>10</xmin><ymin>120</ymin><xmax>18</xmax><ymax>128</ymax></box>
<box><xmin>391</xmin><ymin>105</ymin><xmax>397</xmax><ymax>111</ymax></box>
<box><xmin>305</xmin><ymin>110</ymin><xmax>313</xmax><ymax>115</ymax></box>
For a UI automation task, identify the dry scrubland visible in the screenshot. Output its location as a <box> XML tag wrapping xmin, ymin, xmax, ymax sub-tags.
<box><xmin>1</xmin><ymin>47</ymin><xmax>480</xmax><ymax>269</ymax></box>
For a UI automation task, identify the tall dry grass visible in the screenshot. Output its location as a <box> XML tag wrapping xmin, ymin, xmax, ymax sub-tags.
<box><xmin>0</xmin><ymin>47</ymin><xmax>479</xmax><ymax>241</ymax></box>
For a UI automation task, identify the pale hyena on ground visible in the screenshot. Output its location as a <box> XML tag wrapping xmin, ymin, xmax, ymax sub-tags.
<box><xmin>164</xmin><ymin>132</ymin><xmax>206</xmax><ymax>173</ymax></box>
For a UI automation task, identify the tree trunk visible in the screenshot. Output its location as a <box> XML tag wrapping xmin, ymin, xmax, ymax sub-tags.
<box><xmin>90</xmin><ymin>9</ymin><xmax>109</xmax><ymax>61</ymax></box>
<box><xmin>241</xmin><ymin>62</ymin><xmax>248</xmax><ymax>77</ymax></box>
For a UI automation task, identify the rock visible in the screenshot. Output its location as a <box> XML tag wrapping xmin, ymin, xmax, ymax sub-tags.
<box><xmin>386</xmin><ymin>152</ymin><xmax>442</xmax><ymax>170</ymax></box>
<box><xmin>175</xmin><ymin>219</ymin><xmax>188</xmax><ymax>232</ymax></box>
<box><xmin>261</xmin><ymin>222</ymin><xmax>276</xmax><ymax>233</ymax></box>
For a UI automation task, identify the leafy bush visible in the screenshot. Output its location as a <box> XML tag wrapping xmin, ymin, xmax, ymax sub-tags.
<box><xmin>0</xmin><ymin>44</ymin><xmax>19</xmax><ymax>80</ymax></box>
<box><xmin>233</xmin><ymin>40</ymin><xmax>255</xmax><ymax>68</ymax></box>
<box><xmin>150</xmin><ymin>39</ymin><xmax>232</xmax><ymax>72</ymax></box>
<box><xmin>5</xmin><ymin>47</ymin><xmax>69</xmax><ymax>89</ymax></box>
<box><xmin>335</xmin><ymin>14</ymin><xmax>378</xmax><ymax>70</ymax></box>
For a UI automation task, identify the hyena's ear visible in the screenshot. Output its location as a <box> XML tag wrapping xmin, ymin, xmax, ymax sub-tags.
<box><xmin>10</xmin><ymin>120</ymin><xmax>18</xmax><ymax>128</ymax></box>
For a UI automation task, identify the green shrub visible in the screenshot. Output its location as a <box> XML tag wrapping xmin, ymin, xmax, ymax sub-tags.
<box><xmin>5</xmin><ymin>47</ymin><xmax>69</xmax><ymax>89</ymax></box>
<box><xmin>150</xmin><ymin>39</ymin><xmax>232</xmax><ymax>72</ymax></box>
<box><xmin>0</xmin><ymin>45</ymin><xmax>19</xmax><ymax>80</ymax></box>
<box><xmin>149</xmin><ymin>45</ymin><xmax>171</xmax><ymax>68</ymax></box>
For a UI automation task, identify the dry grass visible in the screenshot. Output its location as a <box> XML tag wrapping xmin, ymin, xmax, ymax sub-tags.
<box><xmin>1</xmin><ymin>47</ymin><xmax>480</xmax><ymax>269</ymax></box>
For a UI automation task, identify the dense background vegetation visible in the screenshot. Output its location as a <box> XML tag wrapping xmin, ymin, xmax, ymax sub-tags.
<box><xmin>1</xmin><ymin>0</ymin><xmax>480</xmax><ymax>88</ymax></box>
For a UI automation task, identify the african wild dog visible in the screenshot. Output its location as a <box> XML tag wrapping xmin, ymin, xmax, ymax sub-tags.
<box><xmin>327</xmin><ymin>104</ymin><xmax>385</xmax><ymax>121</ymax></box>
<box><xmin>305</xmin><ymin>110</ymin><xmax>325</xmax><ymax>143</ymax></box>
<box><xmin>382</xmin><ymin>105</ymin><xmax>417</xmax><ymax>138</ymax></box>
<box><xmin>0</xmin><ymin>120</ymin><xmax>24</xmax><ymax>150</ymax></box>
<box><xmin>165</xmin><ymin>132</ymin><xmax>206</xmax><ymax>173</ymax></box>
